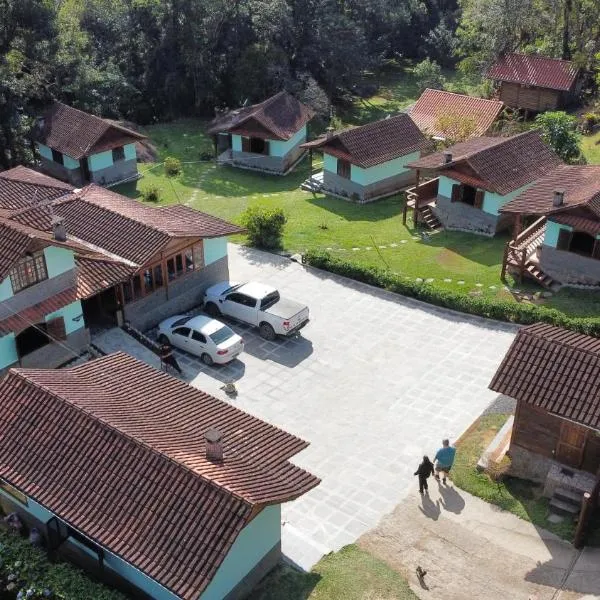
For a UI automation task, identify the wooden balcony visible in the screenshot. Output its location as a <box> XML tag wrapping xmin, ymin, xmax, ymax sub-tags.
<box><xmin>403</xmin><ymin>178</ymin><xmax>439</xmax><ymax>226</ymax></box>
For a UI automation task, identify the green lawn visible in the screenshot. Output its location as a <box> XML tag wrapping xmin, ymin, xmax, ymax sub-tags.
<box><xmin>581</xmin><ymin>130</ymin><xmax>600</xmax><ymax>164</ymax></box>
<box><xmin>248</xmin><ymin>545</ymin><xmax>418</xmax><ymax>600</ymax></box>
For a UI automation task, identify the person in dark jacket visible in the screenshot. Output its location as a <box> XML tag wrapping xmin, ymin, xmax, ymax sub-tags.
<box><xmin>414</xmin><ymin>456</ymin><xmax>435</xmax><ymax>494</ymax></box>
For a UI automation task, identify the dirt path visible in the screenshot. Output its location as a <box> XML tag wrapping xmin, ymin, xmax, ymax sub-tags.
<box><xmin>359</xmin><ymin>484</ymin><xmax>600</xmax><ymax>600</ymax></box>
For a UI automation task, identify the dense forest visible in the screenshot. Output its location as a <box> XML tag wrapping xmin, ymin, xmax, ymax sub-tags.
<box><xmin>2</xmin><ymin>0</ymin><xmax>600</xmax><ymax>168</ymax></box>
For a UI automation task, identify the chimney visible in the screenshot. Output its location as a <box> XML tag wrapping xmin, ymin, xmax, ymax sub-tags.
<box><xmin>443</xmin><ymin>151</ymin><xmax>452</xmax><ymax>164</ymax></box>
<box><xmin>326</xmin><ymin>127</ymin><xmax>334</xmax><ymax>139</ymax></box>
<box><xmin>553</xmin><ymin>189</ymin><xmax>565</xmax><ymax>207</ymax></box>
<box><xmin>51</xmin><ymin>215</ymin><xmax>67</xmax><ymax>242</ymax></box>
<box><xmin>205</xmin><ymin>428</ymin><xmax>223</xmax><ymax>462</ymax></box>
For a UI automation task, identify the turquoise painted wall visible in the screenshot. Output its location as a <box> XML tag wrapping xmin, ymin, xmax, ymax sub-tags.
<box><xmin>438</xmin><ymin>175</ymin><xmax>454</xmax><ymax>198</ymax></box>
<box><xmin>37</xmin><ymin>143</ymin><xmax>78</xmax><ymax>170</ymax></box>
<box><xmin>544</xmin><ymin>220</ymin><xmax>573</xmax><ymax>247</ymax></box>
<box><xmin>124</xmin><ymin>143</ymin><xmax>136</xmax><ymax>161</ymax></box>
<box><xmin>204</xmin><ymin>238</ymin><xmax>228</xmax><ymax>266</ymax></box>
<box><xmin>269</xmin><ymin>126</ymin><xmax>307</xmax><ymax>157</ymax></box>
<box><xmin>323</xmin><ymin>153</ymin><xmax>338</xmax><ymax>173</ymax></box>
<box><xmin>350</xmin><ymin>151</ymin><xmax>420</xmax><ymax>186</ymax></box>
<box><xmin>0</xmin><ymin>489</ymin><xmax>180</xmax><ymax>600</ymax></box>
<box><xmin>44</xmin><ymin>246</ymin><xmax>76</xmax><ymax>279</ymax></box>
<box><xmin>89</xmin><ymin>150</ymin><xmax>114</xmax><ymax>172</ymax></box>
<box><xmin>201</xmin><ymin>504</ymin><xmax>281</xmax><ymax>600</ymax></box>
<box><xmin>232</xmin><ymin>135</ymin><xmax>243</xmax><ymax>152</ymax></box>
<box><xmin>0</xmin><ymin>333</ymin><xmax>18</xmax><ymax>369</ymax></box>
<box><xmin>0</xmin><ymin>277</ymin><xmax>12</xmax><ymax>301</ymax></box>
<box><xmin>45</xmin><ymin>300</ymin><xmax>85</xmax><ymax>335</ymax></box>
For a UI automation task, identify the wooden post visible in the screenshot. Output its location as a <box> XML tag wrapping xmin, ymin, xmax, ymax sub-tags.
<box><xmin>309</xmin><ymin>149</ymin><xmax>313</xmax><ymax>177</ymax></box>
<box><xmin>212</xmin><ymin>136</ymin><xmax>218</xmax><ymax>159</ymax></box>
<box><xmin>574</xmin><ymin>492</ymin><xmax>593</xmax><ymax>549</ymax></box>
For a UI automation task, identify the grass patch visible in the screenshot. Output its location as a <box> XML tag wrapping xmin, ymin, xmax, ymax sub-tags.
<box><xmin>452</xmin><ymin>414</ymin><xmax>577</xmax><ymax>541</ymax></box>
<box><xmin>581</xmin><ymin>130</ymin><xmax>600</xmax><ymax>164</ymax></box>
<box><xmin>248</xmin><ymin>545</ymin><xmax>418</xmax><ymax>600</ymax></box>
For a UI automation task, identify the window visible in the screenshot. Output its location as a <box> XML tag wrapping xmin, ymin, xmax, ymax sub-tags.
<box><xmin>260</xmin><ymin>291</ymin><xmax>280</xmax><ymax>309</ymax></box>
<box><xmin>67</xmin><ymin>526</ymin><xmax>102</xmax><ymax>556</ymax></box>
<box><xmin>15</xmin><ymin>323</ymin><xmax>50</xmax><ymax>357</ymax></box>
<box><xmin>132</xmin><ymin>275</ymin><xmax>142</xmax><ymax>300</ymax></box>
<box><xmin>337</xmin><ymin>159</ymin><xmax>351</xmax><ymax>179</ymax></box>
<box><xmin>175</xmin><ymin>254</ymin><xmax>184</xmax><ymax>277</ymax></box>
<box><xmin>10</xmin><ymin>252</ymin><xmax>48</xmax><ymax>293</ymax></box>
<box><xmin>191</xmin><ymin>330</ymin><xmax>207</xmax><ymax>343</ymax></box>
<box><xmin>173</xmin><ymin>327</ymin><xmax>191</xmax><ymax>338</ymax></box>
<box><xmin>172</xmin><ymin>317</ymin><xmax>190</xmax><ymax>328</ymax></box>
<box><xmin>122</xmin><ymin>281</ymin><xmax>133</xmax><ymax>304</ymax></box>
<box><xmin>167</xmin><ymin>257</ymin><xmax>176</xmax><ymax>281</ymax></box>
<box><xmin>153</xmin><ymin>264</ymin><xmax>164</xmax><ymax>289</ymax></box>
<box><xmin>51</xmin><ymin>149</ymin><xmax>64</xmax><ymax>166</ymax></box>
<box><xmin>185</xmin><ymin>248</ymin><xmax>194</xmax><ymax>272</ymax></box>
<box><xmin>209</xmin><ymin>325</ymin><xmax>235</xmax><ymax>345</ymax></box>
<box><xmin>143</xmin><ymin>269</ymin><xmax>154</xmax><ymax>294</ymax></box>
<box><xmin>0</xmin><ymin>480</ymin><xmax>27</xmax><ymax>505</ymax></box>
<box><xmin>227</xmin><ymin>293</ymin><xmax>255</xmax><ymax>307</ymax></box>
<box><xmin>569</xmin><ymin>231</ymin><xmax>596</xmax><ymax>257</ymax></box>
<box><xmin>249</xmin><ymin>137</ymin><xmax>269</xmax><ymax>155</ymax></box>
<box><xmin>193</xmin><ymin>243</ymin><xmax>204</xmax><ymax>270</ymax></box>
<box><xmin>112</xmin><ymin>146</ymin><xmax>125</xmax><ymax>162</ymax></box>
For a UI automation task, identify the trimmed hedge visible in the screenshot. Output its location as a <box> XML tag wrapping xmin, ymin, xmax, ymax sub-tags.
<box><xmin>304</xmin><ymin>250</ymin><xmax>600</xmax><ymax>336</ymax></box>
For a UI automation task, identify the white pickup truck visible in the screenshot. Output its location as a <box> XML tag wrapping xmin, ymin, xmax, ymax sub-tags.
<box><xmin>203</xmin><ymin>281</ymin><xmax>309</xmax><ymax>341</ymax></box>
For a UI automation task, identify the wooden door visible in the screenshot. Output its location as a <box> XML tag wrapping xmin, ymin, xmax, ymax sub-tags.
<box><xmin>555</xmin><ymin>421</ymin><xmax>587</xmax><ymax>468</ymax></box>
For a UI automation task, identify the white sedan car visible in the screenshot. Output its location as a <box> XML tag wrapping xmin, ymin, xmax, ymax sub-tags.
<box><xmin>157</xmin><ymin>315</ymin><xmax>244</xmax><ymax>366</ymax></box>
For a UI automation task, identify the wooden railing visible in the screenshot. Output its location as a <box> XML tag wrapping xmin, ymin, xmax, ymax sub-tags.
<box><xmin>404</xmin><ymin>178</ymin><xmax>439</xmax><ymax>225</ymax></box>
<box><xmin>501</xmin><ymin>217</ymin><xmax>546</xmax><ymax>281</ymax></box>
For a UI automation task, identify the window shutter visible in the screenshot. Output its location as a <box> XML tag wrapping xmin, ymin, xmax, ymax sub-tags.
<box><xmin>46</xmin><ymin>316</ymin><xmax>67</xmax><ymax>341</ymax></box>
<box><xmin>474</xmin><ymin>190</ymin><xmax>485</xmax><ymax>209</ymax></box>
<box><xmin>556</xmin><ymin>228</ymin><xmax>572</xmax><ymax>250</ymax></box>
<box><xmin>263</xmin><ymin>140</ymin><xmax>270</xmax><ymax>156</ymax></box>
<box><xmin>593</xmin><ymin>240</ymin><xmax>600</xmax><ymax>260</ymax></box>
<box><xmin>241</xmin><ymin>137</ymin><xmax>251</xmax><ymax>152</ymax></box>
<box><xmin>451</xmin><ymin>184</ymin><xmax>461</xmax><ymax>203</ymax></box>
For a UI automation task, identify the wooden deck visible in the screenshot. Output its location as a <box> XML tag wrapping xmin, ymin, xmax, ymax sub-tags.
<box><xmin>404</xmin><ymin>178</ymin><xmax>441</xmax><ymax>229</ymax></box>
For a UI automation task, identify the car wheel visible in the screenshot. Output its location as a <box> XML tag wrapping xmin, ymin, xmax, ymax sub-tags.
<box><xmin>259</xmin><ymin>322</ymin><xmax>276</xmax><ymax>341</ymax></box>
<box><xmin>201</xmin><ymin>353</ymin><xmax>214</xmax><ymax>366</ymax></box>
<box><xmin>205</xmin><ymin>302</ymin><xmax>221</xmax><ymax>318</ymax></box>
<box><xmin>157</xmin><ymin>334</ymin><xmax>170</xmax><ymax>346</ymax></box>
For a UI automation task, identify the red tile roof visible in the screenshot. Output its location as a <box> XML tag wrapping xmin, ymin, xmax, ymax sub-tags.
<box><xmin>0</xmin><ymin>352</ymin><xmax>319</xmax><ymax>599</ymax></box>
<box><xmin>410</xmin><ymin>89</ymin><xmax>504</xmax><ymax>138</ymax></box>
<box><xmin>207</xmin><ymin>91</ymin><xmax>315</xmax><ymax>141</ymax></box>
<box><xmin>487</xmin><ymin>53</ymin><xmax>579</xmax><ymax>92</ymax></box>
<box><xmin>551</xmin><ymin>213</ymin><xmax>600</xmax><ymax>236</ymax></box>
<box><xmin>0</xmin><ymin>287</ymin><xmax>78</xmax><ymax>335</ymax></box>
<box><xmin>500</xmin><ymin>165</ymin><xmax>600</xmax><ymax>215</ymax></box>
<box><xmin>76</xmin><ymin>255</ymin><xmax>135</xmax><ymax>299</ymax></box>
<box><xmin>0</xmin><ymin>167</ymin><xmax>72</xmax><ymax>212</ymax></box>
<box><xmin>409</xmin><ymin>130</ymin><xmax>562</xmax><ymax>195</ymax></box>
<box><xmin>301</xmin><ymin>114</ymin><xmax>432</xmax><ymax>168</ymax></box>
<box><xmin>489</xmin><ymin>323</ymin><xmax>600</xmax><ymax>431</ymax></box>
<box><xmin>12</xmin><ymin>185</ymin><xmax>244</xmax><ymax>267</ymax></box>
<box><xmin>36</xmin><ymin>102</ymin><xmax>147</xmax><ymax>160</ymax></box>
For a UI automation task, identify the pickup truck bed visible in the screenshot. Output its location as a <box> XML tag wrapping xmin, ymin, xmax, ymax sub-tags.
<box><xmin>264</xmin><ymin>298</ymin><xmax>307</xmax><ymax>320</ymax></box>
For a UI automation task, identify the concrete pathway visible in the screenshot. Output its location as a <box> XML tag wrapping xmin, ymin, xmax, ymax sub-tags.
<box><xmin>359</xmin><ymin>485</ymin><xmax>600</xmax><ymax>600</ymax></box>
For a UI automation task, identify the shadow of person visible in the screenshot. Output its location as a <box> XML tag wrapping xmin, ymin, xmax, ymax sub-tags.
<box><xmin>419</xmin><ymin>493</ymin><xmax>441</xmax><ymax>521</ymax></box>
<box><xmin>438</xmin><ymin>483</ymin><xmax>466</xmax><ymax>514</ymax></box>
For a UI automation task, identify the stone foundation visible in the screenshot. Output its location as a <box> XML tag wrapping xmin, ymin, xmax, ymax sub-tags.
<box><xmin>542</xmin><ymin>462</ymin><xmax>596</xmax><ymax>498</ymax></box>
<box><xmin>90</xmin><ymin>159</ymin><xmax>139</xmax><ymax>186</ymax></box>
<box><xmin>539</xmin><ymin>246</ymin><xmax>600</xmax><ymax>286</ymax></box>
<box><xmin>433</xmin><ymin>195</ymin><xmax>500</xmax><ymax>236</ymax></box>
<box><xmin>507</xmin><ymin>444</ymin><xmax>554</xmax><ymax>484</ymax></box>
<box><xmin>321</xmin><ymin>170</ymin><xmax>415</xmax><ymax>203</ymax></box>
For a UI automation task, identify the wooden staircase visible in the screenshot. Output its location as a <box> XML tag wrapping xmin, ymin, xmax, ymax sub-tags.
<box><xmin>419</xmin><ymin>206</ymin><xmax>442</xmax><ymax>231</ymax></box>
<box><xmin>524</xmin><ymin>262</ymin><xmax>561</xmax><ymax>291</ymax></box>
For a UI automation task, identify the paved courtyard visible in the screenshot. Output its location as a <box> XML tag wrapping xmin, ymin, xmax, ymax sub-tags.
<box><xmin>96</xmin><ymin>244</ymin><xmax>518</xmax><ymax>570</ymax></box>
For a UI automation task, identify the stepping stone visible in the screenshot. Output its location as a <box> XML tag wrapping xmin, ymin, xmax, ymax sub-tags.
<box><xmin>457</xmin><ymin>280</ymin><xmax>465</xmax><ymax>285</ymax></box>
<box><xmin>415</xmin><ymin>277</ymin><xmax>424</xmax><ymax>283</ymax></box>
<box><xmin>389</xmin><ymin>243</ymin><xmax>398</xmax><ymax>247</ymax></box>
<box><xmin>412</xmin><ymin>237</ymin><xmax>419</xmax><ymax>240</ymax></box>
<box><xmin>443</xmin><ymin>278</ymin><xmax>452</xmax><ymax>283</ymax></box>
<box><xmin>401</xmin><ymin>240</ymin><xmax>408</xmax><ymax>244</ymax></box>
<box><xmin>425</xmin><ymin>278</ymin><xmax>434</xmax><ymax>283</ymax></box>
<box><xmin>489</xmin><ymin>285</ymin><xmax>497</xmax><ymax>290</ymax></box>
<box><xmin>548</xmin><ymin>513</ymin><xmax>565</xmax><ymax>524</ymax></box>
<box><xmin>365</xmin><ymin>246</ymin><xmax>372</xmax><ymax>250</ymax></box>
<box><xmin>378</xmin><ymin>245</ymin><xmax>387</xmax><ymax>249</ymax></box>
<box><xmin>352</xmin><ymin>247</ymin><xmax>360</xmax><ymax>251</ymax></box>
<box><xmin>476</xmin><ymin>283</ymin><xmax>483</xmax><ymax>287</ymax></box>
<box><xmin>326</xmin><ymin>247</ymin><xmax>333</xmax><ymax>251</ymax></box>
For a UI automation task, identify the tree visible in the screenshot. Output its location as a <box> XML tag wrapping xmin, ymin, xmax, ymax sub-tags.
<box><xmin>435</xmin><ymin>112</ymin><xmax>477</xmax><ymax>143</ymax></box>
<box><xmin>534</xmin><ymin>111</ymin><xmax>583</xmax><ymax>163</ymax></box>
<box><xmin>241</xmin><ymin>206</ymin><xmax>287</xmax><ymax>249</ymax></box>
<box><xmin>413</xmin><ymin>58</ymin><xmax>445</xmax><ymax>93</ymax></box>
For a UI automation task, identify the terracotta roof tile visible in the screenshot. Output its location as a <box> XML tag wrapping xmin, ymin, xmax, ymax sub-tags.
<box><xmin>36</xmin><ymin>102</ymin><xmax>146</xmax><ymax>160</ymax></box>
<box><xmin>0</xmin><ymin>353</ymin><xmax>319</xmax><ymax>599</ymax></box>
<box><xmin>301</xmin><ymin>114</ymin><xmax>432</xmax><ymax>168</ymax></box>
<box><xmin>489</xmin><ymin>323</ymin><xmax>600</xmax><ymax>431</ymax></box>
<box><xmin>500</xmin><ymin>165</ymin><xmax>600</xmax><ymax>215</ymax></box>
<box><xmin>551</xmin><ymin>213</ymin><xmax>600</xmax><ymax>236</ymax></box>
<box><xmin>0</xmin><ymin>167</ymin><xmax>72</xmax><ymax>212</ymax></box>
<box><xmin>76</xmin><ymin>255</ymin><xmax>135</xmax><ymax>299</ymax></box>
<box><xmin>410</xmin><ymin>89</ymin><xmax>504</xmax><ymax>138</ymax></box>
<box><xmin>0</xmin><ymin>287</ymin><xmax>78</xmax><ymax>335</ymax></box>
<box><xmin>487</xmin><ymin>53</ymin><xmax>579</xmax><ymax>91</ymax></box>
<box><xmin>207</xmin><ymin>91</ymin><xmax>314</xmax><ymax>140</ymax></box>
<box><xmin>409</xmin><ymin>130</ymin><xmax>562</xmax><ymax>194</ymax></box>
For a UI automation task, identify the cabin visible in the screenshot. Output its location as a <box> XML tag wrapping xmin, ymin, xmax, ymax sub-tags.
<box><xmin>487</xmin><ymin>53</ymin><xmax>579</xmax><ymax>113</ymax></box>
<box><xmin>0</xmin><ymin>352</ymin><xmax>319</xmax><ymax>600</ymax></box>
<box><xmin>409</xmin><ymin>89</ymin><xmax>504</xmax><ymax>141</ymax></box>
<box><xmin>9</xmin><ymin>183</ymin><xmax>244</xmax><ymax>332</ymax></box>
<box><xmin>500</xmin><ymin>165</ymin><xmax>600</xmax><ymax>289</ymax></box>
<box><xmin>0</xmin><ymin>216</ymin><xmax>91</xmax><ymax>374</ymax></box>
<box><xmin>301</xmin><ymin>114</ymin><xmax>432</xmax><ymax>203</ymax></box>
<box><xmin>207</xmin><ymin>91</ymin><xmax>315</xmax><ymax>175</ymax></box>
<box><xmin>405</xmin><ymin>130</ymin><xmax>562</xmax><ymax>235</ymax></box>
<box><xmin>34</xmin><ymin>102</ymin><xmax>147</xmax><ymax>187</ymax></box>
<box><xmin>489</xmin><ymin>323</ymin><xmax>600</xmax><ymax>520</ymax></box>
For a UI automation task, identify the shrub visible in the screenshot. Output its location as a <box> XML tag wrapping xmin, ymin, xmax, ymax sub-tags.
<box><xmin>164</xmin><ymin>156</ymin><xmax>182</xmax><ymax>176</ymax></box>
<box><xmin>142</xmin><ymin>186</ymin><xmax>160</xmax><ymax>202</ymax></box>
<box><xmin>240</xmin><ymin>206</ymin><xmax>287</xmax><ymax>250</ymax></box>
<box><xmin>304</xmin><ymin>250</ymin><xmax>600</xmax><ymax>335</ymax></box>
<box><xmin>413</xmin><ymin>58</ymin><xmax>445</xmax><ymax>93</ymax></box>
<box><xmin>534</xmin><ymin>111</ymin><xmax>582</xmax><ymax>163</ymax></box>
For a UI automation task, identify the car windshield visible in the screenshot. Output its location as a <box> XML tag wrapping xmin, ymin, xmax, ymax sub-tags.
<box><xmin>172</xmin><ymin>317</ymin><xmax>190</xmax><ymax>327</ymax></box>
<box><xmin>209</xmin><ymin>325</ymin><xmax>236</xmax><ymax>345</ymax></box>
<box><xmin>221</xmin><ymin>282</ymin><xmax>245</xmax><ymax>295</ymax></box>
<box><xmin>260</xmin><ymin>291</ymin><xmax>280</xmax><ymax>310</ymax></box>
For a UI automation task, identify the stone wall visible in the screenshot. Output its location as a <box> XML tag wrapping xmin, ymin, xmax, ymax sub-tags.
<box><xmin>124</xmin><ymin>257</ymin><xmax>228</xmax><ymax>331</ymax></box>
<box><xmin>322</xmin><ymin>169</ymin><xmax>415</xmax><ymax>203</ymax></box>
<box><xmin>539</xmin><ymin>246</ymin><xmax>600</xmax><ymax>286</ymax></box>
<box><xmin>38</xmin><ymin>157</ymin><xmax>85</xmax><ymax>187</ymax></box>
<box><xmin>433</xmin><ymin>195</ymin><xmax>502</xmax><ymax>237</ymax></box>
<box><xmin>90</xmin><ymin>158</ymin><xmax>139</xmax><ymax>186</ymax></box>
<box><xmin>507</xmin><ymin>444</ymin><xmax>555</xmax><ymax>485</ymax></box>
